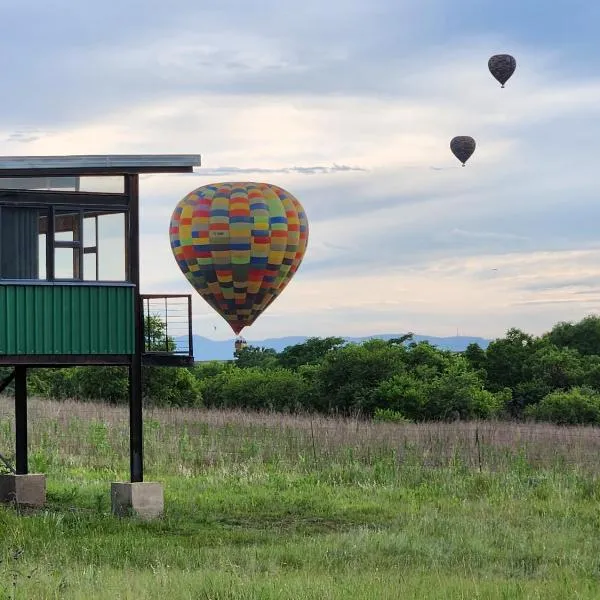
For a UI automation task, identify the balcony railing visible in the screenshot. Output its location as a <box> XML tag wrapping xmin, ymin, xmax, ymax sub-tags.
<box><xmin>141</xmin><ymin>294</ymin><xmax>194</xmax><ymax>367</ymax></box>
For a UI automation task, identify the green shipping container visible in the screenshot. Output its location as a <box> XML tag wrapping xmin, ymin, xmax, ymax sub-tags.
<box><xmin>0</xmin><ymin>283</ymin><xmax>135</xmax><ymax>355</ymax></box>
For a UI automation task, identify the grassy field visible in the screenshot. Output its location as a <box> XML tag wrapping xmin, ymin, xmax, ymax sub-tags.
<box><xmin>1</xmin><ymin>399</ymin><xmax>600</xmax><ymax>598</ymax></box>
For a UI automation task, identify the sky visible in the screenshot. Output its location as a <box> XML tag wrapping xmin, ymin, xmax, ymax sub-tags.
<box><xmin>2</xmin><ymin>0</ymin><xmax>600</xmax><ymax>342</ymax></box>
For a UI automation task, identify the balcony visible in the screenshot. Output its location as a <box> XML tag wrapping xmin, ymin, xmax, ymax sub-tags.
<box><xmin>141</xmin><ymin>294</ymin><xmax>194</xmax><ymax>367</ymax></box>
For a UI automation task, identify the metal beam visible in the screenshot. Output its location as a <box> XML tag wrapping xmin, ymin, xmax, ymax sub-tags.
<box><xmin>14</xmin><ymin>366</ymin><xmax>27</xmax><ymax>475</ymax></box>
<box><xmin>0</xmin><ymin>189</ymin><xmax>129</xmax><ymax>208</ymax></box>
<box><xmin>0</xmin><ymin>355</ymin><xmax>133</xmax><ymax>367</ymax></box>
<box><xmin>142</xmin><ymin>353</ymin><xmax>195</xmax><ymax>367</ymax></box>
<box><xmin>0</xmin><ymin>369</ymin><xmax>15</xmax><ymax>394</ymax></box>
<box><xmin>0</xmin><ymin>154</ymin><xmax>201</xmax><ymax>177</ymax></box>
<box><xmin>126</xmin><ymin>174</ymin><xmax>144</xmax><ymax>483</ymax></box>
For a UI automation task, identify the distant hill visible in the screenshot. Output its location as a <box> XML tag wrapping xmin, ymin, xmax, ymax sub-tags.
<box><xmin>181</xmin><ymin>333</ymin><xmax>493</xmax><ymax>362</ymax></box>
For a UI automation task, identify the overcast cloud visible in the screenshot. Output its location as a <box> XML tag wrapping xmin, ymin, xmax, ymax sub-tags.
<box><xmin>1</xmin><ymin>0</ymin><xmax>599</xmax><ymax>342</ymax></box>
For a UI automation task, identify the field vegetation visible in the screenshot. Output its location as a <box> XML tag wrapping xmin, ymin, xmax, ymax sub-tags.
<box><xmin>3</xmin><ymin>314</ymin><xmax>600</xmax><ymax>425</ymax></box>
<box><xmin>3</xmin><ymin>316</ymin><xmax>600</xmax><ymax>597</ymax></box>
<box><xmin>1</xmin><ymin>401</ymin><xmax>600</xmax><ymax>598</ymax></box>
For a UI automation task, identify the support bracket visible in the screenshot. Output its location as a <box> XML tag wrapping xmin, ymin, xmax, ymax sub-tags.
<box><xmin>0</xmin><ymin>369</ymin><xmax>15</xmax><ymax>394</ymax></box>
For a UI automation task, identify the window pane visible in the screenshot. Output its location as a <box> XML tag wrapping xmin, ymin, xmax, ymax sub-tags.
<box><xmin>97</xmin><ymin>212</ymin><xmax>126</xmax><ymax>281</ymax></box>
<box><xmin>83</xmin><ymin>252</ymin><xmax>97</xmax><ymax>281</ymax></box>
<box><xmin>39</xmin><ymin>233</ymin><xmax>47</xmax><ymax>279</ymax></box>
<box><xmin>83</xmin><ymin>214</ymin><xmax>97</xmax><ymax>247</ymax></box>
<box><xmin>55</xmin><ymin>247</ymin><xmax>77</xmax><ymax>279</ymax></box>
<box><xmin>0</xmin><ymin>207</ymin><xmax>47</xmax><ymax>279</ymax></box>
<box><xmin>55</xmin><ymin>210</ymin><xmax>81</xmax><ymax>243</ymax></box>
<box><xmin>0</xmin><ymin>175</ymin><xmax>124</xmax><ymax>193</ymax></box>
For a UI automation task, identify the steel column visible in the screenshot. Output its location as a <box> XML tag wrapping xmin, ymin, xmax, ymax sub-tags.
<box><xmin>126</xmin><ymin>174</ymin><xmax>144</xmax><ymax>483</ymax></box>
<box><xmin>14</xmin><ymin>366</ymin><xmax>28</xmax><ymax>475</ymax></box>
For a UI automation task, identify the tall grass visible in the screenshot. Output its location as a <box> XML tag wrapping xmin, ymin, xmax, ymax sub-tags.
<box><xmin>2</xmin><ymin>397</ymin><xmax>600</xmax><ymax>598</ymax></box>
<box><xmin>1</xmin><ymin>396</ymin><xmax>599</xmax><ymax>477</ymax></box>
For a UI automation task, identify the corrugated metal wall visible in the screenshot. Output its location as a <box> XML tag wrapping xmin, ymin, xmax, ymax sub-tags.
<box><xmin>0</xmin><ymin>284</ymin><xmax>135</xmax><ymax>354</ymax></box>
<box><xmin>0</xmin><ymin>208</ymin><xmax>40</xmax><ymax>279</ymax></box>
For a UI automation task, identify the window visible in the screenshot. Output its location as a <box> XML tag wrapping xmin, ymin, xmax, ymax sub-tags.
<box><xmin>0</xmin><ymin>207</ymin><xmax>129</xmax><ymax>282</ymax></box>
<box><xmin>97</xmin><ymin>212</ymin><xmax>126</xmax><ymax>281</ymax></box>
<box><xmin>0</xmin><ymin>176</ymin><xmax>124</xmax><ymax>193</ymax></box>
<box><xmin>52</xmin><ymin>209</ymin><xmax>127</xmax><ymax>282</ymax></box>
<box><xmin>54</xmin><ymin>209</ymin><xmax>83</xmax><ymax>279</ymax></box>
<box><xmin>0</xmin><ymin>206</ymin><xmax>48</xmax><ymax>280</ymax></box>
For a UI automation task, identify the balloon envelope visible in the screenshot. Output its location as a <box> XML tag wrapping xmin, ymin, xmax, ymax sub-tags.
<box><xmin>170</xmin><ymin>182</ymin><xmax>309</xmax><ymax>335</ymax></box>
<box><xmin>488</xmin><ymin>54</ymin><xmax>516</xmax><ymax>87</ymax></box>
<box><xmin>450</xmin><ymin>136</ymin><xmax>476</xmax><ymax>166</ymax></box>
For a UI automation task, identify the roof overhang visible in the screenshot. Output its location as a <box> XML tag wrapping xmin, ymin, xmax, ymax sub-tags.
<box><xmin>0</xmin><ymin>154</ymin><xmax>202</xmax><ymax>177</ymax></box>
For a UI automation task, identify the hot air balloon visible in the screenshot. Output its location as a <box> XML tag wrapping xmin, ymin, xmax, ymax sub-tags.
<box><xmin>170</xmin><ymin>182</ymin><xmax>309</xmax><ymax>337</ymax></box>
<box><xmin>234</xmin><ymin>336</ymin><xmax>248</xmax><ymax>353</ymax></box>
<box><xmin>450</xmin><ymin>136</ymin><xmax>476</xmax><ymax>166</ymax></box>
<box><xmin>488</xmin><ymin>54</ymin><xmax>516</xmax><ymax>88</ymax></box>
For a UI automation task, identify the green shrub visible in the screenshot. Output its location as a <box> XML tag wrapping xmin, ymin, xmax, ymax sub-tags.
<box><xmin>316</xmin><ymin>340</ymin><xmax>407</xmax><ymax>414</ymax></box>
<box><xmin>374</xmin><ymin>358</ymin><xmax>505</xmax><ymax>421</ymax></box>
<box><xmin>373</xmin><ymin>408</ymin><xmax>411</xmax><ymax>423</ymax></box>
<box><xmin>200</xmin><ymin>367</ymin><xmax>311</xmax><ymax>412</ymax></box>
<box><xmin>524</xmin><ymin>386</ymin><xmax>600</xmax><ymax>425</ymax></box>
<box><xmin>143</xmin><ymin>367</ymin><xmax>203</xmax><ymax>407</ymax></box>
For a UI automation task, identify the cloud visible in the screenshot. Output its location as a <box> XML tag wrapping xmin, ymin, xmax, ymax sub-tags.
<box><xmin>196</xmin><ymin>164</ymin><xmax>368</xmax><ymax>176</ymax></box>
<box><xmin>1</xmin><ymin>0</ymin><xmax>600</xmax><ymax>341</ymax></box>
<box><xmin>5</xmin><ymin>130</ymin><xmax>43</xmax><ymax>143</ymax></box>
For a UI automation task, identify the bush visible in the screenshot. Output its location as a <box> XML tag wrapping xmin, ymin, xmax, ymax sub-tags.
<box><xmin>200</xmin><ymin>367</ymin><xmax>311</xmax><ymax>412</ymax></box>
<box><xmin>373</xmin><ymin>408</ymin><xmax>411</xmax><ymax>424</ymax></box>
<box><xmin>374</xmin><ymin>358</ymin><xmax>505</xmax><ymax>421</ymax></box>
<box><xmin>524</xmin><ymin>386</ymin><xmax>600</xmax><ymax>425</ymax></box>
<box><xmin>316</xmin><ymin>340</ymin><xmax>407</xmax><ymax>415</ymax></box>
<box><xmin>143</xmin><ymin>367</ymin><xmax>203</xmax><ymax>407</ymax></box>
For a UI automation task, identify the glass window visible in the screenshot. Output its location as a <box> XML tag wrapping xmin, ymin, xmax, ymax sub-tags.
<box><xmin>83</xmin><ymin>252</ymin><xmax>98</xmax><ymax>281</ymax></box>
<box><xmin>0</xmin><ymin>175</ymin><xmax>124</xmax><ymax>193</ymax></box>
<box><xmin>0</xmin><ymin>205</ymin><xmax>128</xmax><ymax>282</ymax></box>
<box><xmin>50</xmin><ymin>209</ymin><xmax>127</xmax><ymax>282</ymax></box>
<box><xmin>97</xmin><ymin>212</ymin><xmax>126</xmax><ymax>281</ymax></box>
<box><xmin>54</xmin><ymin>247</ymin><xmax>79</xmax><ymax>279</ymax></box>
<box><xmin>54</xmin><ymin>210</ymin><xmax>82</xmax><ymax>244</ymax></box>
<box><xmin>0</xmin><ymin>206</ymin><xmax>48</xmax><ymax>280</ymax></box>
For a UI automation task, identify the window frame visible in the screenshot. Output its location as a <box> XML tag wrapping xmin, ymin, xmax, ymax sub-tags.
<box><xmin>0</xmin><ymin>201</ymin><xmax>131</xmax><ymax>284</ymax></box>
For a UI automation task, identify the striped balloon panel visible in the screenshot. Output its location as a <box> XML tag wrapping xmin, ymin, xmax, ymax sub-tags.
<box><xmin>170</xmin><ymin>182</ymin><xmax>309</xmax><ymax>334</ymax></box>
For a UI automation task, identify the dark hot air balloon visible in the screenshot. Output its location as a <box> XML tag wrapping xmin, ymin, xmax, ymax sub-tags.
<box><xmin>450</xmin><ymin>136</ymin><xmax>476</xmax><ymax>166</ymax></box>
<box><xmin>488</xmin><ymin>54</ymin><xmax>516</xmax><ymax>88</ymax></box>
<box><xmin>170</xmin><ymin>182</ymin><xmax>309</xmax><ymax>336</ymax></box>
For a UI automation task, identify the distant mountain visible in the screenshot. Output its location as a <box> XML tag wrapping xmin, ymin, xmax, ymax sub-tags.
<box><xmin>180</xmin><ymin>333</ymin><xmax>492</xmax><ymax>362</ymax></box>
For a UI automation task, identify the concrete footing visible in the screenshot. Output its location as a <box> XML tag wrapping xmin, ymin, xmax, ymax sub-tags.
<box><xmin>111</xmin><ymin>482</ymin><xmax>164</xmax><ymax>520</ymax></box>
<box><xmin>0</xmin><ymin>474</ymin><xmax>46</xmax><ymax>507</ymax></box>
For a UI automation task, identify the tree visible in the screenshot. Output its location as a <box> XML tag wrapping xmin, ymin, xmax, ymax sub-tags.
<box><xmin>463</xmin><ymin>342</ymin><xmax>487</xmax><ymax>377</ymax></box>
<box><xmin>316</xmin><ymin>339</ymin><xmax>406</xmax><ymax>414</ymax></box>
<box><xmin>277</xmin><ymin>336</ymin><xmax>345</xmax><ymax>369</ymax></box>
<box><xmin>545</xmin><ymin>315</ymin><xmax>600</xmax><ymax>356</ymax></box>
<box><xmin>387</xmin><ymin>333</ymin><xmax>414</xmax><ymax>346</ymax></box>
<box><xmin>529</xmin><ymin>345</ymin><xmax>585</xmax><ymax>392</ymax></box>
<box><xmin>484</xmin><ymin>328</ymin><xmax>541</xmax><ymax>393</ymax></box>
<box><xmin>234</xmin><ymin>345</ymin><xmax>279</xmax><ymax>369</ymax></box>
<box><xmin>144</xmin><ymin>314</ymin><xmax>176</xmax><ymax>352</ymax></box>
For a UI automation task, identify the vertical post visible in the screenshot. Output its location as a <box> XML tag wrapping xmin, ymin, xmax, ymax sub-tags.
<box><xmin>187</xmin><ymin>295</ymin><xmax>193</xmax><ymax>359</ymax></box>
<box><xmin>14</xmin><ymin>366</ymin><xmax>28</xmax><ymax>475</ymax></box>
<box><xmin>126</xmin><ymin>174</ymin><xmax>144</xmax><ymax>483</ymax></box>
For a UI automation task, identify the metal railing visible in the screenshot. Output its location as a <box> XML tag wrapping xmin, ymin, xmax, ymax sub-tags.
<box><xmin>141</xmin><ymin>294</ymin><xmax>193</xmax><ymax>358</ymax></box>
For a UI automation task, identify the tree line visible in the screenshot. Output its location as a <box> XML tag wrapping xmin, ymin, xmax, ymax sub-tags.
<box><xmin>4</xmin><ymin>315</ymin><xmax>600</xmax><ymax>425</ymax></box>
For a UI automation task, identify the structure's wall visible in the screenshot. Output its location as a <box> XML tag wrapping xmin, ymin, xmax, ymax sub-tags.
<box><xmin>0</xmin><ymin>284</ymin><xmax>134</xmax><ymax>354</ymax></box>
<box><xmin>0</xmin><ymin>208</ymin><xmax>40</xmax><ymax>279</ymax></box>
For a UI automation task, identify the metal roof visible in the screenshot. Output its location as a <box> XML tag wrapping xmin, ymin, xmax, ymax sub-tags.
<box><xmin>0</xmin><ymin>154</ymin><xmax>202</xmax><ymax>176</ymax></box>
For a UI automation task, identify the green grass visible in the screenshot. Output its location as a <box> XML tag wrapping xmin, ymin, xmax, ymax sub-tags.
<box><xmin>1</xmin><ymin>399</ymin><xmax>600</xmax><ymax>598</ymax></box>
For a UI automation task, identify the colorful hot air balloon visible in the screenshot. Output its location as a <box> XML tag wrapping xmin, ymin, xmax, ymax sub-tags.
<box><xmin>170</xmin><ymin>182</ymin><xmax>309</xmax><ymax>335</ymax></box>
<box><xmin>488</xmin><ymin>54</ymin><xmax>516</xmax><ymax>88</ymax></box>
<box><xmin>450</xmin><ymin>136</ymin><xmax>476</xmax><ymax>166</ymax></box>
